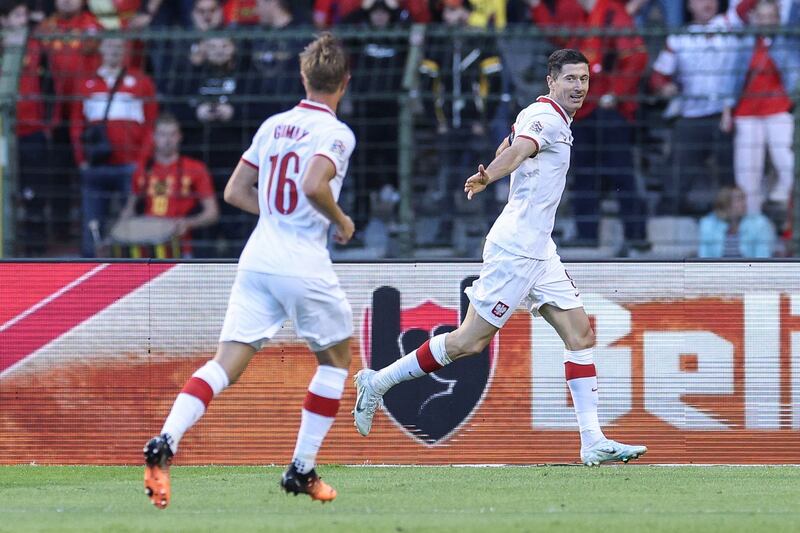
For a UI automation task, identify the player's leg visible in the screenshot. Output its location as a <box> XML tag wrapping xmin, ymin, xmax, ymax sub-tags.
<box><xmin>281</xmin><ymin>339</ymin><xmax>350</xmax><ymax>502</ymax></box>
<box><xmin>354</xmin><ymin>242</ymin><xmax>524</xmax><ymax>436</ymax></box>
<box><xmin>353</xmin><ymin>303</ymin><xmax>498</xmax><ymax>436</ymax></box>
<box><xmin>144</xmin><ymin>341</ymin><xmax>256</xmax><ymax>509</ymax></box>
<box><xmin>281</xmin><ymin>274</ymin><xmax>353</xmax><ymax>502</ymax></box>
<box><xmin>144</xmin><ymin>270</ymin><xmax>283</xmax><ymax>509</ymax></box>
<box><xmin>539</xmin><ymin>303</ymin><xmax>646</xmax><ymax>465</ymax></box>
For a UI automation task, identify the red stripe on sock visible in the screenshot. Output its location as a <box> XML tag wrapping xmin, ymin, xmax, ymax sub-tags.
<box><xmin>565</xmin><ymin>362</ymin><xmax>597</xmax><ymax>380</ymax></box>
<box><xmin>416</xmin><ymin>340</ymin><xmax>442</xmax><ymax>374</ymax></box>
<box><xmin>303</xmin><ymin>392</ymin><xmax>340</xmax><ymax>418</ymax></box>
<box><xmin>181</xmin><ymin>377</ymin><xmax>214</xmax><ymax>407</ymax></box>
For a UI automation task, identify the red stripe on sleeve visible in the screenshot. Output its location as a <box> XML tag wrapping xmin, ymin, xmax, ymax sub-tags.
<box><xmin>303</xmin><ymin>391</ymin><xmax>341</xmax><ymax>418</ymax></box>
<box><xmin>415</xmin><ymin>340</ymin><xmax>442</xmax><ymax>374</ymax></box>
<box><xmin>564</xmin><ymin>362</ymin><xmax>597</xmax><ymax>381</ymax></box>
<box><xmin>181</xmin><ymin>376</ymin><xmax>214</xmax><ymax>407</ymax></box>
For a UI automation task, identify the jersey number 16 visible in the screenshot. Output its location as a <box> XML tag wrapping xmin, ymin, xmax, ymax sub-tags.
<box><xmin>266</xmin><ymin>152</ymin><xmax>299</xmax><ymax>215</ymax></box>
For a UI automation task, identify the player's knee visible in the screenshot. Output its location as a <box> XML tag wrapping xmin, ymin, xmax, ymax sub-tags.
<box><xmin>448</xmin><ymin>331</ymin><xmax>491</xmax><ymax>358</ymax></box>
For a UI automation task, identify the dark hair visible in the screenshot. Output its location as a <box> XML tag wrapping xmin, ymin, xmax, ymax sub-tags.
<box><xmin>300</xmin><ymin>32</ymin><xmax>349</xmax><ymax>94</ymax></box>
<box><xmin>547</xmin><ymin>49</ymin><xmax>589</xmax><ymax>78</ymax></box>
<box><xmin>155</xmin><ymin>112</ymin><xmax>181</xmax><ymax>130</ymax></box>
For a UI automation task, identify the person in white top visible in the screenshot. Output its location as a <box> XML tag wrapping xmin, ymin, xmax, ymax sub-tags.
<box><xmin>143</xmin><ymin>33</ymin><xmax>355</xmax><ymax>508</ymax></box>
<box><xmin>649</xmin><ymin>0</ymin><xmax>742</xmax><ymax>213</ymax></box>
<box><xmin>353</xmin><ymin>49</ymin><xmax>647</xmax><ymax>467</ymax></box>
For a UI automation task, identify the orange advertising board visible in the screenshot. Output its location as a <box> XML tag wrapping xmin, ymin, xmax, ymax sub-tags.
<box><xmin>1</xmin><ymin>262</ymin><xmax>799</xmax><ymax>464</ymax></box>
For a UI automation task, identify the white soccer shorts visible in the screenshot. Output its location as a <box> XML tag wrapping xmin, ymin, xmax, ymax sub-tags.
<box><xmin>464</xmin><ymin>241</ymin><xmax>583</xmax><ymax>328</ymax></box>
<box><xmin>219</xmin><ymin>269</ymin><xmax>353</xmax><ymax>352</ymax></box>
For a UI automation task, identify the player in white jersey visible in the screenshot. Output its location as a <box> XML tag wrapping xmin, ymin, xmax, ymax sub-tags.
<box><xmin>353</xmin><ymin>49</ymin><xmax>647</xmax><ymax>466</ymax></box>
<box><xmin>143</xmin><ymin>33</ymin><xmax>355</xmax><ymax>508</ymax></box>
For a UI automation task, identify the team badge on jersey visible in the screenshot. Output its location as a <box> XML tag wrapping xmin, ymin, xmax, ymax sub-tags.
<box><xmin>529</xmin><ymin>120</ymin><xmax>543</xmax><ymax>134</ymax></box>
<box><xmin>362</xmin><ymin>279</ymin><xmax>495</xmax><ymax>445</ymax></box>
<box><xmin>491</xmin><ymin>301</ymin><xmax>510</xmax><ymax>318</ymax></box>
<box><xmin>330</xmin><ymin>139</ymin><xmax>346</xmax><ymax>159</ymax></box>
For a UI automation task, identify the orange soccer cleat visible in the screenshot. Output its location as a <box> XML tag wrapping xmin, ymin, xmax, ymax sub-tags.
<box><xmin>280</xmin><ymin>464</ymin><xmax>337</xmax><ymax>502</ymax></box>
<box><xmin>143</xmin><ymin>434</ymin><xmax>174</xmax><ymax>509</ymax></box>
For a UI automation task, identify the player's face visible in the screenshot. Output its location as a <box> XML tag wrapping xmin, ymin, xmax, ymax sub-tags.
<box><xmin>547</xmin><ymin>63</ymin><xmax>589</xmax><ymax>116</ymax></box>
<box><xmin>154</xmin><ymin>123</ymin><xmax>182</xmax><ymax>155</ymax></box>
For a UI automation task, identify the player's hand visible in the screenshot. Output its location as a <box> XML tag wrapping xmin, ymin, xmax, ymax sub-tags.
<box><xmin>334</xmin><ymin>215</ymin><xmax>355</xmax><ymax>244</ymax></box>
<box><xmin>464</xmin><ymin>164</ymin><xmax>490</xmax><ymax>200</ymax></box>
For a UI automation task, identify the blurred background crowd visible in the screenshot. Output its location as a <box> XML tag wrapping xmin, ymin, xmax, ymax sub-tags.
<box><xmin>0</xmin><ymin>0</ymin><xmax>798</xmax><ymax>260</ymax></box>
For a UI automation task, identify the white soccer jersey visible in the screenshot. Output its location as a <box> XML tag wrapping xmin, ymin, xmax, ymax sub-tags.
<box><xmin>237</xmin><ymin>99</ymin><xmax>356</xmax><ymax>279</ymax></box>
<box><xmin>485</xmin><ymin>96</ymin><xmax>573</xmax><ymax>260</ymax></box>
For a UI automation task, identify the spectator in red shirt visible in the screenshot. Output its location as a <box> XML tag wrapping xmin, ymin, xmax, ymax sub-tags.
<box><xmin>531</xmin><ymin>0</ymin><xmax>648</xmax><ymax>249</ymax></box>
<box><xmin>71</xmin><ymin>37</ymin><xmax>158</xmax><ymax>256</ymax></box>
<box><xmin>2</xmin><ymin>1</ymin><xmax>49</xmax><ymax>255</ymax></box>
<box><xmin>118</xmin><ymin>113</ymin><xmax>220</xmax><ymax>257</ymax></box>
<box><xmin>731</xmin><ymin>0</ymin><xmax>799</xmax><ymax>222</ymax></box>
<box><xmin>36</xmin><ymin>0</ymin><xmax>102</xmax><ymax>124</ymax></box>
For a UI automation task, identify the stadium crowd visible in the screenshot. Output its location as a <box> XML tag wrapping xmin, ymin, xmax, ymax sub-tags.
<box><xmin>1</xmin><ymin>0</ymin><xmax>798</xmax><ymax>258</ymax></box>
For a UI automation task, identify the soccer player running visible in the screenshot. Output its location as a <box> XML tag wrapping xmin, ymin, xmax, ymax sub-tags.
<box><xmin>353</xmin><ymin>49</ymin><xmax>647</xmax><ymax>466</ymax></box>
<box><xmin>144</xmin><ymin>33</ymin><xmax>357</xmax><ymax>508</ymax></box>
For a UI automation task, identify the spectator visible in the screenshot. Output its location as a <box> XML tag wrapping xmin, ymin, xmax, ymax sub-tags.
<box><xmin>531</xmin><ymin>0</ymin><xmax>648</xmax><ymax>249</ymax></box>
<box><xmin>172</xmin><ymin>36</ymin><xmax>253</xmax><ymax>255</ymax></box>
<box><xmin>71</xmin><ymin>37</ymin><xmax>157</xmax><ymax>257</ymax></box>
<box><xmin>698</xmin><ymin>186</ymin><xmax>774</xmax><ymax>257</ymax></box>
<box><xmin>36</xmin><ymin>0</ymin><xmax>102</xmax><ymax>123</ymax></box>
<box><xmin>650</xmin><ymin>0</ymin><xmax>740</xmax><ymax>215</ymax></box>
<box><xmin>1</xmin><ymin>1</ymin><xmax>49</xmax><ymax>255</ymax></box>
<box><xmin>730</xmin><ymin>0</ymin><xmax>799</xmax><ymax>220</ymax></box>
<box><xmin>149</xmin><ymin>0</ymin><xmax>224</xmax><ymax>95</ymax></box>
<box><xmin>421</xmin><ymin>0</ymin><xmax>506</xmax><ymax>246</ymax></box>
<box><xmin>343</xmin><ymin>0</ymin><xmax>408</xmax><ymax>230</ymax></box>
<box><xmin>242</xmin><ymin>0</ymin><xmax>307</xmax><ymax>125</ymax></box>
<box><xmin>36</xmin><ymin>0</ymin><xmax>102</xmax><ymax>244</ymax></box>
<box><xmin>118</xmin><ymin>113</ymin><xmax>219</xmax><ymax>257</ymax></box>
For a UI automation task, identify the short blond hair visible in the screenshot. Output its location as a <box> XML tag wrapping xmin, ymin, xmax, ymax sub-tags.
<box><xmin>299</xmin><ymin>32</ymin><xmax>349</xmax><ymax>94</ymax></box>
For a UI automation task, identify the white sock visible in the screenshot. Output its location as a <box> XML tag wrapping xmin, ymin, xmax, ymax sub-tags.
<box><xmin>370</xmin><ymin>334</ymin><xmax>451</xmax><ymax>395</ymax></box>
<box><xmin>564</xmin><ymin>348</ymin><xmax>604</xmax><ymax>449</ymax></box>
<box><xmin>161</xmin><ymin>360</ymin><xmax>229</xmax><ymax>454</ymax></box>
<box><xmin>292</xmin><ymin>365</ymin><xmax>347</xmax><ymax>474</ymax></box>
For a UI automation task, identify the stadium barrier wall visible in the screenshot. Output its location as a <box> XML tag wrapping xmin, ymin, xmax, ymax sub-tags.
<box><xmin>2</xmin><ymin>260</ymin><xmax>800</xmax><ymax>465</ymax></box>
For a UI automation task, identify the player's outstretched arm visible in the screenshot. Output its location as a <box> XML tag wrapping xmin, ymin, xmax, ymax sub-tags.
<box><xmin>224</xmin><ymin>160</ymin><xmax>260</xmax><ymax>215</ymax></box>
<box><xmin>464</xmin><ymin>137</ymin><xmax>538</xmax><ymax>200</ymax></box>
<box><xmin>302</xmin><ymin>155</ymin><xmax>354</xmax><ymax>244</ymax></box>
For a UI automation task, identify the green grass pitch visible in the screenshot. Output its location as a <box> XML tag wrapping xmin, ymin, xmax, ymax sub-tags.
<box><xmin>1</xmin><ymin>465</ymin><xmax>799</xmax><ymax>532</ymax></box>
